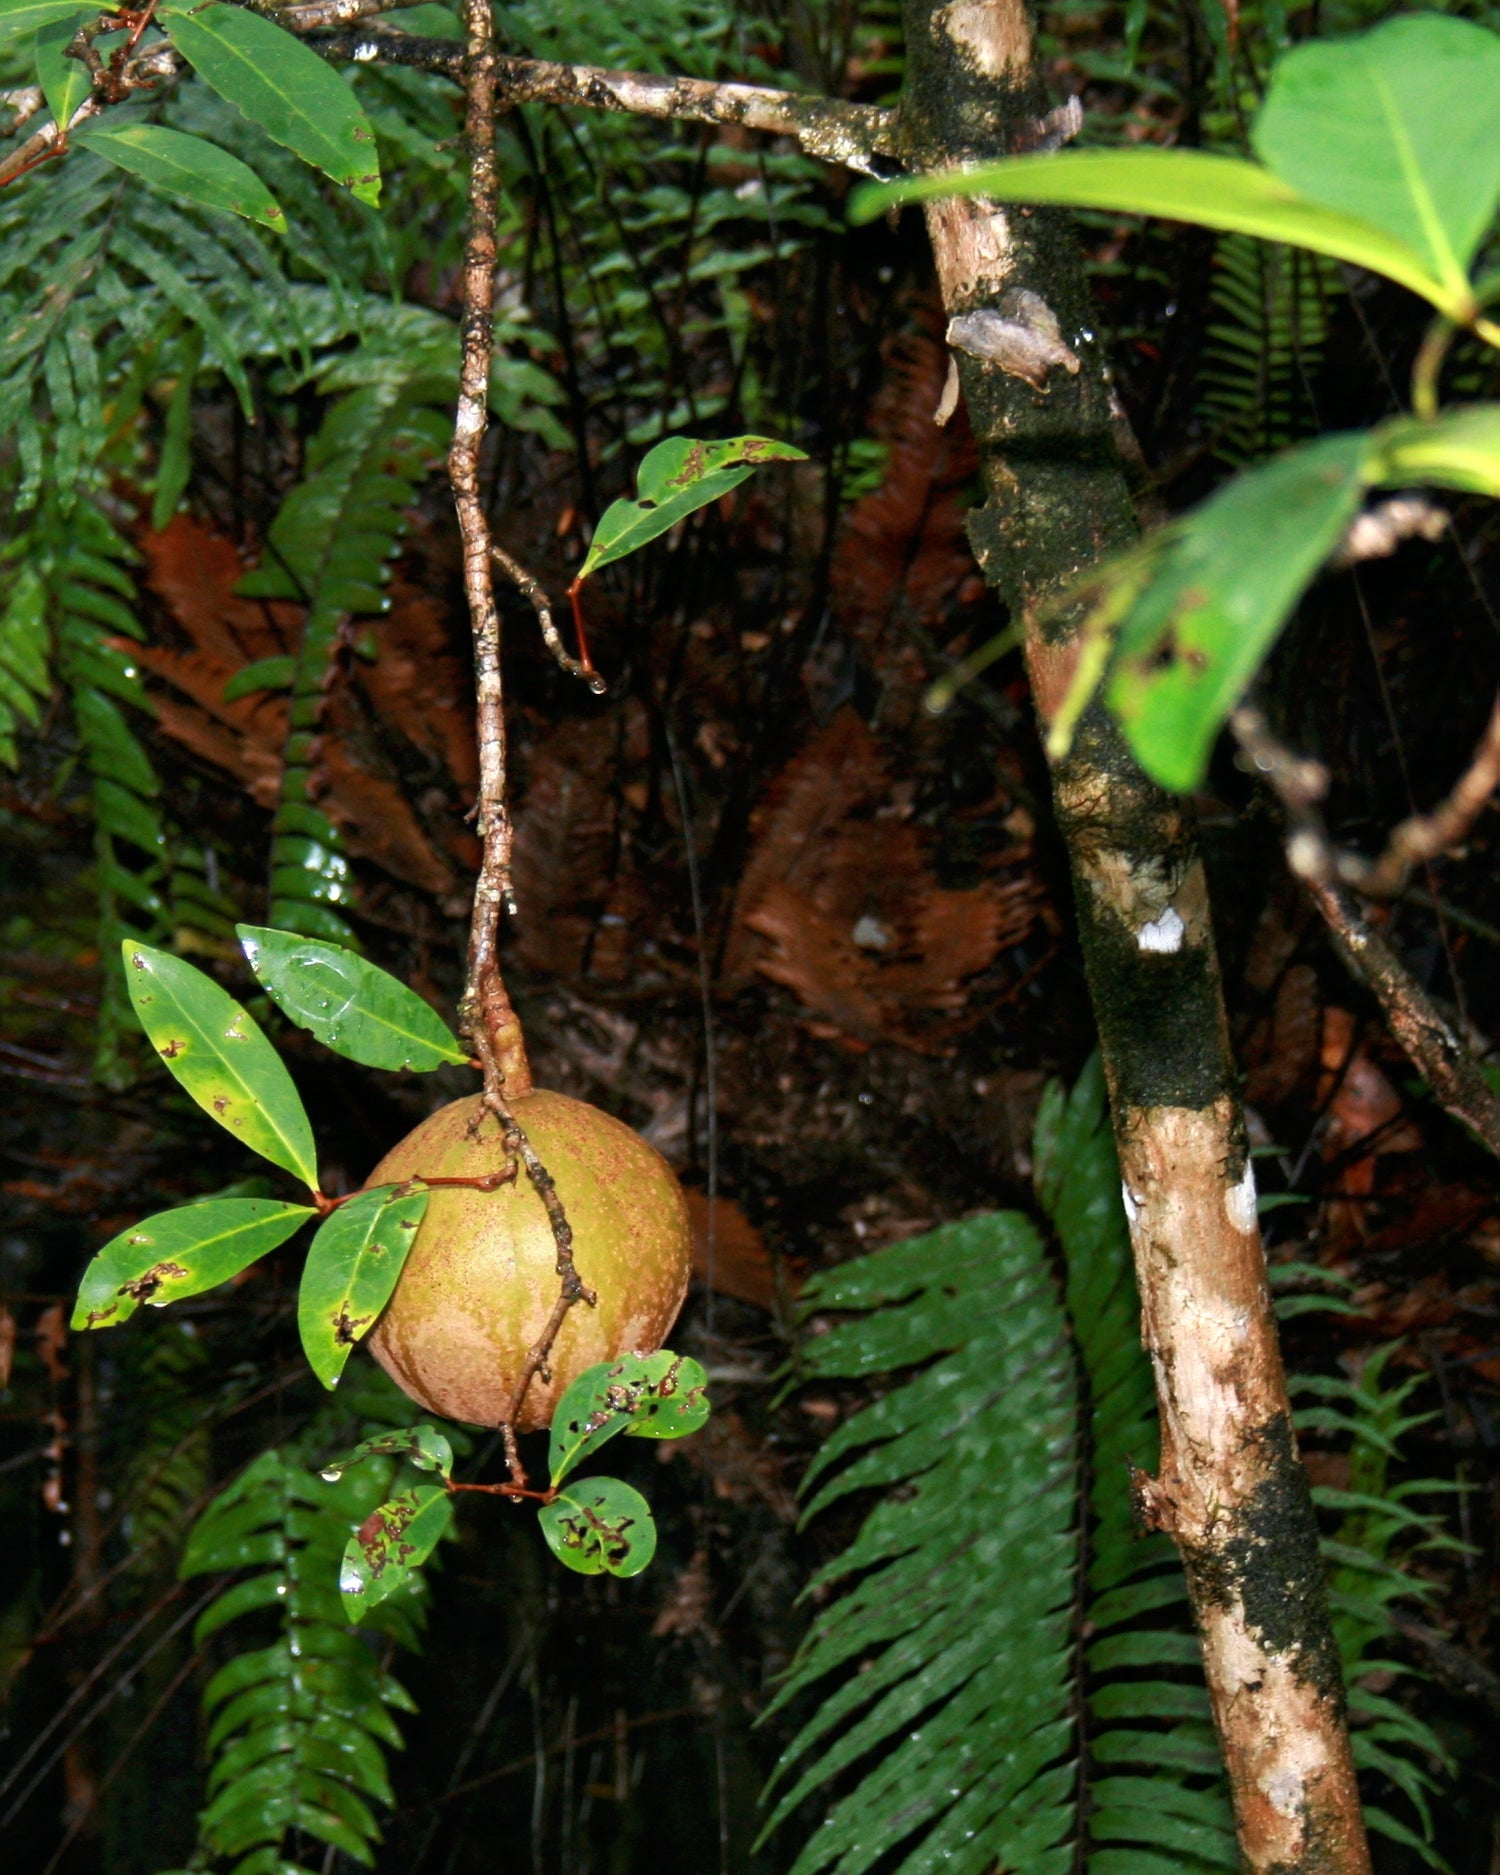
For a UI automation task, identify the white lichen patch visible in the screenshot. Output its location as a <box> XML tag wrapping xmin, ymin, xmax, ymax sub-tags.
<box><xmin>1224</xmin><ymin>1163</ymin><xmax>1258</xmax><ymax>1234</ymax></box>
<box><xmin>1120</xmin><ymin>1182</ymin><xmax>1141</xmax><ymax>1225</ymax></box>
<box><xmin>1136</xmin><ymin>905</ymin><xmax>1185</xmax><ymax>953</ymax></box>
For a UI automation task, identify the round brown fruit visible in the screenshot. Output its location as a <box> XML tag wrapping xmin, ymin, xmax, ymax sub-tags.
<box><xmin>363</xmin><ymin>1091</ymin><xmax>691</xmax><ymax>1432</ymax></box>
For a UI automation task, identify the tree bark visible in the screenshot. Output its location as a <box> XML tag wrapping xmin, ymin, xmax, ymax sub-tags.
<box><xmin>896</xmin><ymin>4</ymin><xmax>1372</xmax><ymax>1868</ymax></box>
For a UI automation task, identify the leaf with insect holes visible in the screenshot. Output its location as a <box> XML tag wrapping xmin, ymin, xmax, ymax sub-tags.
<box><xmin>72</xmin><ymin>1199</ymin><xmax>315</xmax><ymax>1330</ymax></box>
<box><xmin>32</xmin><ymin>12</ymin><xmax>93</xmax><ymax>129</ymax></box>
<box><xmin>340</xmin><ymin>1483</ymin><xmax>452</xmax><ymax>1622</ymax></box>
<box><xmin>538</xmin><ymin>1477</ymin><xmax>657</xmax><ymax>1577</ymax></box>
<box><xmin>122</xmin><ymin>941</ymin><xmax>319</xmax><ymax>1188</ymax></box>
<box><xmin>297</xmin><ymin>1182</ymin><xmax>430</xmax><ymax>1389</ymax></box>
<box><xmin>320</xmin><ymin>1422</ymin><xmax>453</xmax><ymax>1483</ymax></box>
<box><xmin>0</xmin><ymin>0</ymin><xmax>96</xmax><ymax>52</ymax></box>
<box><xmin>577</xmin><ymin>436</ymin><xmax>806</xmax><ymax>582</ymax></box>
<box><xmin>221</xmin><ymin>655</ymin><xmax>296</xmax><ymax>704</ymax></box>
<box><xmin>238</xmin><ymin>925</ymin><xmax>468</xmax><ymax>1071</ymax></box>
<box><xmin>160</xmin><ymin>0</ymin><xmax>380</xmax><ymax>205</ymax></box>
<box><xmin>548</xmin><ymin>1351</ymin><xmax>709</xmax><ymax>1487</ymax></box>
<box><xmin>74</xmin><ymin>125</ymin><xmax>286</xmax><ymax>231</ymax></box>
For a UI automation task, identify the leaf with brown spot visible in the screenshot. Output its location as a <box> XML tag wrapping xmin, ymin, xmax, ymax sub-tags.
<box><xmin>71</xmin><ymin>1199</ymin><xmax>316</xmax><ymax>1329</ymax></box>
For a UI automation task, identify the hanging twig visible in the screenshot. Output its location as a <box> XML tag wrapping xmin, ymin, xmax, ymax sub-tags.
<box><xmin>1232</xmin><ymin>697</ymin><xmax>1500</xmax><ymax>896</ymax></box>
<box><xmin>448</xmin><ymin>0</ymin><xmax>594</xmax><ymax>1480</ymax></box>
<box><xmin>491</xmin><ymin>541</ymin><xmax>604</xmax><ymax>691</ymax></box>
<box><xmin>1232</xmin><ymin>706</ymin><xmax>1500</xmax><ymax>1158</ymax></box>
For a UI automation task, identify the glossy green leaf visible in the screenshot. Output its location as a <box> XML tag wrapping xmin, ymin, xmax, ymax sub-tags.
<box><xmin>71</xmin><ymin>1198</ymin><xmax>315</xmax><ymax>1329</ymax></box>
<box><xmin>33</xmin><ymin>12</ymin><xmax>91</xmax><ymax>128</ymax></box>
<box><xmin>222</xmin><ymin>655</ymin><xmax>297</xmax><ymax>703</ymax></box>
<box><xmin>0</xmin><ymin>0</ymin><xmax>96</xmax><ymax>50</ymax></box>
<box><xmin>121</xmin><ymin>939</ymin><xmax>320</xmax><ymax>1188</ymax></box>
<box><xmin>320</xmin><ymin>1422</ymin><xmax>453</xmax><ymax>1483</ymax></box>
<box><xmin>160</xmin><ymin>1</ymin><xmax>380</xmax><ymax>206</ymax></box>
<box><xmin>577</xmin><ymin>434</ymin><xmax>807</xmax><ymax>581</ymax></box>
<box><xmin>339</xmin><ymin>1484</ymin><xmax>452</xmax><ymax>1622</ymax></box>
<box><xmin>856</xmin><ymin>149</ymin><xmax>1465</xmax><ymax>321</ymax></box>
<box><xmin>537</xmin><ymin>1477</ymin><xmax>657</xmax><ymax>1577</ymax></box>
<box><xmin>1253</xmin><ymin>15</ymin><xmax>1500</xmax><ymax>300</ymax></box>
<box><xmin>1060</xmin><ymin>432</ymin><xmax>1371</xmax><ymax>791</ymax></box>
<box><xmin>237</xmin><ymin>924</ymin><xmax>467</xmax><ymax>1069</ymax></box>
<box><xmin>73</xmin><ymin>125</ymin><xmax>286</xmax><ymax>232</ymax></box>
<box><xmin>548</xmin><ymin>1350</ymin><xmax>710</xmax><ymax>1487</ymax></box>
<box><xmin>1372</xmin><ymin>404</ymin><xmax>1500</xmax><ymax>500</ymax></box>
<box><xmin>297</xmin><ymin>1182</ymin><xmax>430</xmax><ymax>1389</ymax></box>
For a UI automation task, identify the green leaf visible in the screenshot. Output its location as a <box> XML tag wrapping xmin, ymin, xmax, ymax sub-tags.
<box><xmin>151</xmin><ymin>326</ymin><xmax>204</xmax><ymax>533</ymax></box>
<box><xmin>856</xmin><ymin>149</ymin><xmax>1467</xmax><ymax>321</ymax></box>
<box><xmin>339</xmin><ymin>1484</ymin><xmax>452</xmax><ymax>1622</ymax></box>
<box><xmin>537</xmin><ymin>1477</ymin><xmax>657</xmax><ymax>1577</ymax></box>
<box><xmin>160</xmin><ymin>1</ymin><xmax>381</xmax><ymax>206</ymax></box>
<box><xmin>72</xmin><ymin>1198</ymin><xmax>315</xmax><ymax>1329</ymax></box>
<box><xmin>0</xmin><ymin>0</ymin><xmax>96</xmax><ymax>50</ymax></box>
<box><xmin>547</xmin><ymin>1350</ymin><xmax>709</xmax><ymax>1487</ymax></box>
<box><xmin>577</xmin><ymin>434</ymin><xmax>806</xmax><ymax>581</ymax></box>
<box><xmin>121</xmin><ymin>939</ymin><xmax>320</xmax><ymax>1188</ymax></box>
<box><xmin>73</xmin><ymin>125</ymin><xmax>286</xmax><ymax>233</ymax></box>
<box><xmin>1252</xmin><ymin>15</ymin><xmax>1500</xmax><ymax>301</ymax></box>
<box><xmin>237</xmin><ymin>924</ymin><xmax>468</xmax><ymax>1070</ymax></box>
<box><xmin>1067</xmin><ymin>432</ymin><xmax>1372</xmax><ymax>791</ymax></box>
<box><xmin>297</xmin><ymin>1182</ymin><xmax>430</xmax><ymax>1389</ymax></box>
<box><xmin>1372</xmin><ymin>404</ymin><xmax>1500</xmax><ymax>500</ymax></box>
<box><xmin>33</xmin><ymin>12</ymin><xmax>91</xmax><ymax>129</ymax></box>
<box><xmin>319</xmin><ymin>1423</ymin><xmax>453</xmax><ymax>1483</ymax></box>
<box><xmin>221</xmin><ymin>656</ymin><xmax>297</xmax><ymax>703</ymax></box>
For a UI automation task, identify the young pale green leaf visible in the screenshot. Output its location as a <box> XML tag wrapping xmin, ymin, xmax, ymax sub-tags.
<box><xmin>1252</xmin><ymin>15</ymin><xmax>1500</xmax><ymax>302</ymax></box>
<box><xmin>547</xmin><ymin>1350</ymin><xmax>709</xmax><ymax>1486</ymax></box>
<box><xmin>854</xmin><ymin>150</ymin><xmax>1463</xmax><ymax>321</ymax></box>
<box><xmin>221</xmin><ymin>655</ymin><xmax>296</xmax><ymax>703</ymax></box>
<box><xmin>121</xmin><ymin>939</ymin><xmax>320</xmax><ymax>1188</ymax></box>
<box><xmin>72</xmin><ymin>1198</ymin><xmax>315</xmax><ymax>1329</ymax></box>
<box><xmin>1074</xmin><ymin>432</ymin><xmax>1373</xmax><ymax>791</ymax></box>
<box><xmin>160</xmin><ymin>1</ymin><xmax>380</xmax><ymax>205</ymax></box>
<box><xmin>297</xmin><ymin>1181</ymin><xmax>430</xmax><ymax>1389</ymax></box>
<box><xmin>33</xmin><ymin>13</ymin><xmax>92</xmax><ymax>128</ymax></box>
<box><xmin>0</xmin><ymin>0</ymin><xmax>96</xmax><ymax>51</ymax></box>
<box><xmin>577</xmin><ymin>435</ymin><xmax>806</xmax><ymax>581</ymax></box>
<box><xmin>237</xmin><ymin>924</ymin><xmax>468</xmax><ymax>1070</ymax></box>
<box><xmin>340</xmin><ymin>1483</ymin><xmax>452</xmax><ymax>1622</ymax></box>
<box><xmin>73</xmin><ymin>124</ymin><xmax>286</xmax><ymax>232</ymax></box>
<box><xmin>1372</xmin><ymin>405</ymin><xmax>1500</xmax><ymax>500</ymax></box>
<box><xmin>537</xmin><ymin>1477</ymin><xmax>657</xmax><ymax>1577</ymax></box>
<box><xmin>320</xmin><ymin>1422</ymin><xmax>454</xmax><ymax>1483</ymax></box>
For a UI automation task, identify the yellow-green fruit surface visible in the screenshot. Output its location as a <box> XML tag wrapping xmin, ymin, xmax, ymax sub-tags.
<box><xmin>364</xmin><ymin>1090</ymin><xmax>691</xmax><ymax>1432</ymax></box>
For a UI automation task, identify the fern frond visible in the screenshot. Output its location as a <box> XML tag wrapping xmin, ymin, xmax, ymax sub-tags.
<box><xmin>176</xmin><ymin>1370</ymin><xmax>461</xmax><ymax>1874</ymax></box>
<box><xmin>761</xmin><ymin>1212</ymin><xmax>1079</xmax><ymax>1875</ymax></box>
<box><xmin>235</xmin><ymin>379</ymin><xmax>450</xmax><ymax>942</ymax></box>
<box><xmin>1196</xmin><ymin>235</ymin><xmax>1338</xmax><ymax>467</ymax></box>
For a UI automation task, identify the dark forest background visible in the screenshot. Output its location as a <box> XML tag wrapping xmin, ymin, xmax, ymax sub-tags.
<box><xmin>3</xmin><ymin>0</ymin><xmax>1499</xmax><ymax>1869</ymax></box>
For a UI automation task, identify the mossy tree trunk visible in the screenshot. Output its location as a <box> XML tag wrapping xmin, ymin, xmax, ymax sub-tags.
<box><xmin>895</xmin><ymin>3</ymin><xmax>1372</xmax><ymax>1867</ymax></box>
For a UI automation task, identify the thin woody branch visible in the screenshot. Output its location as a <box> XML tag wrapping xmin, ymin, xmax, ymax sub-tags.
<box><xmin>448</xmin><ymin>0</ymin><xmax>595</xmax><ymax>1476</ymax></box>
<box><xmin>1232</xmin><ymin>705</ymin><xmax>1500</xmax><ymax>1158</ymax></box>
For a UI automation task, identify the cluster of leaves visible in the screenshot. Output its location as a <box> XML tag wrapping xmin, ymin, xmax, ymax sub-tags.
<box><xmin>869</xmin><ymin>12</ymin><xmax>1500</xmax><ymax>791</ymax></box>
<box><xmin>71</xmin><ymin>928</ymin><xmax>465</xmax><ymax>1385</ymax></box>
<box><xmin>4</xmin><ymin>0</ymin><xmax>382</xmax><ymax>224</ymax></box>
<box><xmin>765</xmin><ymin>1062</ymin><xmax>1453</xmax><ymax>1875</ymax></box>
